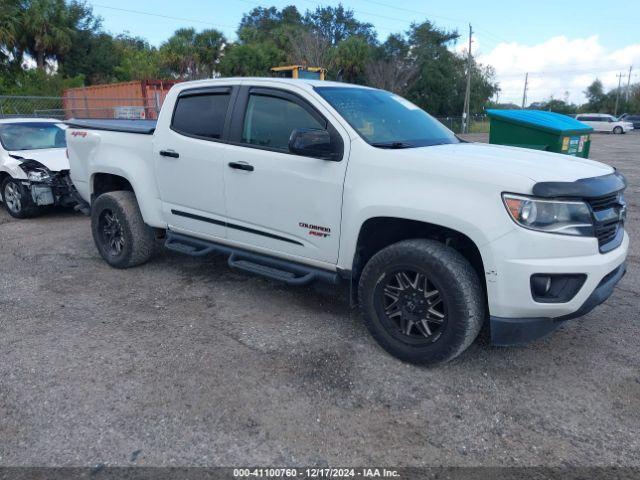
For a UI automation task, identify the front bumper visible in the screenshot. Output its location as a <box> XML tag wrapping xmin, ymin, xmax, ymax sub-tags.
<box><xmin>491</xmin><ymin>261</ymin><xmax>626</xmax><ymax>346</ymax></box>
<box><xmin>20</xmin><ymin>171</ymin><xmax>76</xmax><ymax>208</ymax></box>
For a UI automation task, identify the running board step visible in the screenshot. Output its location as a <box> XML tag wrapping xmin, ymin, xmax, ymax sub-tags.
<box><xmin>164</xmin><ymin>231</ymin><xmax>339</xmax><ymax>286</ymax></box>
<box><xmin>228</xmin><ymin>253</ymin><xmax>317</xmax><ymax>285</ymax></box>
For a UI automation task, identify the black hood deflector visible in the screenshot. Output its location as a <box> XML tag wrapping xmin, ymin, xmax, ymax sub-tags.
<box><xmin>532</xmin><ymin>171</ymin><xmax>626</xmax><ymax>198</ymax></box>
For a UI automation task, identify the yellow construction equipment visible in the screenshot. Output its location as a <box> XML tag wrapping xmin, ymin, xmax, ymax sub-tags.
<box><xmin>270</xmin><ymin>65</ymin><xmax>326</xmax><ymax>81</ymax></box>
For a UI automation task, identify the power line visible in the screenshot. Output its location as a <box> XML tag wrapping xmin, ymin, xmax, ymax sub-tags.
<box><xmin>235</xmin><ymin>0</ymin><xmax>401</xmax><ymax>34</ymax></box>
<box><xmin>358</xmin><ymin>0</ymin><xmax>467</xmax><ymax>25</ymax></box>
<box><xmin>90</xmin><ymin>3</ymin><xmax>237</xmax><ymax>30</ymax></box>
<box><xmin>498</xmin><ymin>65</ymin><xmax>632</xmax><ymax>78</ymax></box>
<box><xmin>359</xmin><ymin>0</ymin><xmax>511</xmax><ymax>46</ymax></box>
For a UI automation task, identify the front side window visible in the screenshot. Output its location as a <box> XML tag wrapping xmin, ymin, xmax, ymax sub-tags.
<box><xmin>241</xmin><ymin>94</ymin><xmax>324</xmax><ymax>150</ymax></box>
<box><xmin>0</xmin><ymin>122</ymin><xmax>66</xmax><ymax>151</ymax></box>
<box><xmin>172</xmin><ymin>92</ymin><xmax>230</xmax><ymax>139</ymax></box>
<box><xmin>315</xmin><ymin>87</ymin><xmax>459</xmax><ymax>148</ymax></box>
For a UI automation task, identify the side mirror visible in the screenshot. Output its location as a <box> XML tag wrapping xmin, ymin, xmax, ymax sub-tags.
<box><xmin>289</xmin><ymin>128</ymin><xmax>337</xmax><ymax>160</ymax></box>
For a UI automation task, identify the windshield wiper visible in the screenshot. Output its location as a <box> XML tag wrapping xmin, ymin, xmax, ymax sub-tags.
<box><xmin>371</xmin><ymin>141</ymin><xmax>415</xmax><ymax>149</ymax></box>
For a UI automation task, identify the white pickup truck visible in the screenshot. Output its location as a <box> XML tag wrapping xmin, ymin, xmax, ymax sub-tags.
<box><xmin>66</xmin><ymin>78</ymin><xmax>629</xmax><ymax>365</ymax></box>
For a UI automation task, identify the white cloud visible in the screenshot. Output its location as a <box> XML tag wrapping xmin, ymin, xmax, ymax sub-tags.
<box><xmin>476</xmin><ymin>35</ymin><xmax>640</xmax><ymax>105</ymax></box>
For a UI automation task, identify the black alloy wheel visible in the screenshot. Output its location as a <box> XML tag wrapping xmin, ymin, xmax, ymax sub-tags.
<box><xmin>98</xmin><ymin>208</ymin><xmax>126</xmax><ymax>257</ymax></box>
<box><xmin>374</xmin><ymin>268</ymin><xmax>447</xmax><ymax>344</ymax></box>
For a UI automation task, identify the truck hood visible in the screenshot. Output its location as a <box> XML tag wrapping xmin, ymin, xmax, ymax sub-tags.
<box><xmin>8</xmin><ymin>148</ymin><xmax>69</xmax><ymax>172</ymax></box>
<box><xmin>416</xmin><ymin>142</ymin><xmax>613</xmax><ymax>183</ymax></box>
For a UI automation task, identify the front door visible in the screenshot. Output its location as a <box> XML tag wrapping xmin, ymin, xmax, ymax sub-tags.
<box><xmin>154</xmin><ymin>86</ymin><xmax>234</xmax><ymax>239</ymax></box>
<box><xmin>223</xmin><ymin>87</ymin><xmax>349</xmax><ymax>265</ymax></box>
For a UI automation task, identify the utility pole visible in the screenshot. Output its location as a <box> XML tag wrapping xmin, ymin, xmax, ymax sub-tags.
<box><xmin>614</xmin><ymin>72</ymin><xmax>624</xmax><ymax>116</ymax></box>
<box><xmin>462</xmin><ymin>23</ymin><xmax>472</xmax><ymax>134</ymax></box>
<box><xmin>521</xmin><ymin>72</ymin><xmax>528</xmax><ymax>108</ymax></box>
<box><xmin>626</xmin><ymin>66</ymin><xmax>633</xmax><ymax>102</ymax></box>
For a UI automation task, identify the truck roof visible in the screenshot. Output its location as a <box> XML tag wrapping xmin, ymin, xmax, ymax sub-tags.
<box><xmin>65</xmin><ymin>118</ymin><xmax>157</xmax><ymax>134</ymax></box>
<box><xmin>172</xmin><ymin>77</ymin><xmax>370</xmax><ymax>91</ymax></box>
<box><xmin>0</xmin><ymin>117</ymin><xmax>62</xmax><ymax>124</ymax></box>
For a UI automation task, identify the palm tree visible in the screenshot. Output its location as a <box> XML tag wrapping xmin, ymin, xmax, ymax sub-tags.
<box><xmin>20</xmin><ymin>0</ymin><xmax>74</xmax><ymax>71</ymax></box>
<box><xmin>194</xmin><ymin>29</ymin><xmax>225</xmax><ymax>78</ymax></box>
<box><xmin>0</xmin><ymin>0</ymin><xmax>20</xmax><ymax>53</ymax></box>
<box><xmin>160</xmin><ymin>28</ymin><xmax>198</xmax><ymax>79</ymax></box>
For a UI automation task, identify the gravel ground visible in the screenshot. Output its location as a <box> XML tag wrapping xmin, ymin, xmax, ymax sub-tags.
<box><xmin>0</xmin><ymin>132</ymin><xmax>638</xmax><ymax>468</ymax></box>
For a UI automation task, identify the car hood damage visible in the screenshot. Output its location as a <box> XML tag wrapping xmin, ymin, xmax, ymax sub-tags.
<box><xmin>7</xmin><ymin>149</ymin><xmax>80</xmax><ymax>210</ymax></box>
<box><xmin>9</xmin><ymin>147</ymin><xmax>69</xmax><ymax>173</ymax></box>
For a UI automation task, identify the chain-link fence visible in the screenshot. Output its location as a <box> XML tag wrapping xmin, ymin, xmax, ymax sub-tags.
<box><xmin>435</xmin><ymin>115</ymin><xmax>490</xmax><ymax>134</ymax></box>
<box><xmin>0</xmin><ymin>95</ymin><xmax>162</xmax><ymax>120</ymax></box>
<box><xmin>1</xmin><ymin>95</ymin><xmax>490</xmax><ymax>134</ymax></box>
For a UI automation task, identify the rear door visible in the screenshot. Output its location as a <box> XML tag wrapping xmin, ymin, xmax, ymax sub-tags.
<box><xmin>221</xmin><ymin>86</ymin><xmax>349</xmax><ymax>265</ymax></box>
<box><xmin>154</xmin><ymin>86</ymin><xmax>236</xmax><ymax>238</ymax></box>
<box><xmin>597</xmin><ymin>115</ymin><xmax>612</xmax><ymax>132</ymax></box>
<box><xmin>577</xmin><ymin>115</ymin><xmax>598</xmax><ymax>131</ymax></box>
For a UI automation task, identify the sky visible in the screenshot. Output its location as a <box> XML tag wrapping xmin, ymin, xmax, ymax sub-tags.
<box><xmin>86</xmin><ymin>0</ymin><xmax>640</xmax><ymax>105</ymax></box>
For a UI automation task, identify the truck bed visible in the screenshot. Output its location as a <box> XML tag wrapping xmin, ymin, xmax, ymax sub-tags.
<box><xmin>65</xmin><ymin>119</ymin><xmax>157</xmax><ymax>134</ymax></box>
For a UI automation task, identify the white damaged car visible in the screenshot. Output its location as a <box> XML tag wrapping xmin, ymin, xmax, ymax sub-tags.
<box><xmin>0</xmin><ymin>118</ymin><xmax>76</xmax><ymax>218</ymax></box>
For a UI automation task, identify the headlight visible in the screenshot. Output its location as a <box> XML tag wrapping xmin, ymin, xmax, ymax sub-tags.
<box><xmin>26</xmin><ymin>169</ymin><xmax>51</xmax><ymax>183</ymax></box>
<box><xmin>502</xmin><ymin>194</ymin><xmax>594</xmax><ymax>236</ymax></box>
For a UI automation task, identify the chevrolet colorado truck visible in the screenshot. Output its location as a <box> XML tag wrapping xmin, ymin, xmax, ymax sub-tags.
<box><xmin>66</xmin><ymin>78</ymin><xmax>629</xmax><ymax>365</ymax></box>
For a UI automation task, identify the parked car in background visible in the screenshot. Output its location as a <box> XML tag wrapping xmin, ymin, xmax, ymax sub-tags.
<box><xmin>0</xmin><ymin>119</ymin><xmax>75</xmax><ymax>218</ymax></box>
<box><xmin>575</xmin><ymin>113</ymin><xmax>633</xmax><ymax>134</ymax></box>
<box><xmin>619</xmin><ymin>113</ymin><xmax>640</xmax><ymax>130</ymax></box>
<box><xmin>66</xmin><ymin>78</ymin><xmax>629</xmax><ymax>365</ymax></box>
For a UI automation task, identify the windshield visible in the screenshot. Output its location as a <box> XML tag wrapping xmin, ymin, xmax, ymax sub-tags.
<box><xmin>0</xmin><ymin>122</ymin><xmax>66</xmax><ymax>151</ymax></box>
<box><xmin>315</xmin><ymin>87</ymin><xmax>459</xmax><ymax>148</ymax></box>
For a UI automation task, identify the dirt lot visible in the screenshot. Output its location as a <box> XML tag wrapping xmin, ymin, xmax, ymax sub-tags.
<box><xmin>0</xmin><ymin>132</ymin><xmax>638</xmax><ymax>468</ymax></box>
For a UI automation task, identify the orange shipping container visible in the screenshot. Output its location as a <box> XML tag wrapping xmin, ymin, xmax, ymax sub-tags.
<box><xmin>62</xmin><ymin>80</ymin><xmax>180</xmax><ymax>120</ymax></box>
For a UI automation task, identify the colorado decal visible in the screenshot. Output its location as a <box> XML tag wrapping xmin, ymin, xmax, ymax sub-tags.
<box><xmin>299</xmin><ymin>222</ymin><xmax>331</xmax><ymax>238</ymax></box>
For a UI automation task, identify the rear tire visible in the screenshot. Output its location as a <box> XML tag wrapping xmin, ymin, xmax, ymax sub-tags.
<box><xmin>91</xmin><ymin>191</ymin><xmax>155</xmax><ymax>268</ymax></box>
<box><xmin>613</xmin><ymin>126</ymin><xmax>623</xmax><ymax>134</ymax></box>
<box><xmin>1</xmin><ymin>176</ymin><xmax>39</xmax><ymax>219</ymax></box>
<box><xmin>358</xmin><ymin>239</ymin><xmax>484</xmax><ymax>365</ymax></box>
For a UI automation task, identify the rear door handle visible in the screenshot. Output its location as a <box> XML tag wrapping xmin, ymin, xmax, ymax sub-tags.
<box><xmin>228</xmin><ymin>162</ymin><xmax>254</xmax><ymax>172</ymax></box>
<box><xmin>159</xmin><ymin>149</ymin><xmax>179</xmax><ymax>158</ymax></box>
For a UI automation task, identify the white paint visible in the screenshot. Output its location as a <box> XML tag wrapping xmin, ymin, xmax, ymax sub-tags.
<box><xmin>67</xmin><ymin>78</ymin><xmax>628</xmax><ymax>320</ymax></box>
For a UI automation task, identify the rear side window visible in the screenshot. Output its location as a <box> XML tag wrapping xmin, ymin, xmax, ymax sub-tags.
<box><xmin>241</xmin><ymin>94</ymin><xmax>324</xmax><ymax>150</ymax></box>
<box><xmin>172</xmin><ymin>93</ymin><xmax>230</xmax><ymax>139</ymax></box>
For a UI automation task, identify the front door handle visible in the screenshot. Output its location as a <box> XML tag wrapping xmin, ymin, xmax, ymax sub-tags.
<box><xmin>159</xmin><ymin>149</ymin><xmax>179</xmax><ymax>158</ymax></box>
<box><xmin>228</xmin><ymin>162</ymin><xmax>254</xmax><ymax>172</ymax></box>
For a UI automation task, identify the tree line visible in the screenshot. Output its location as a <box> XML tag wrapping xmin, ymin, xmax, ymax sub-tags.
<box><xmin>525</xmin><ymin>79</ymin><xmax>640</xmax><ymax>116</ymax></box>
<box><xmin>1</xmin><ymin>1</ymin><xmax>637</xmax><ymax>115</ymax></box>
<box><xmin>0</xmin><ymin>1</ymin><xmax>499</xmax><ymax>116</ymax></box>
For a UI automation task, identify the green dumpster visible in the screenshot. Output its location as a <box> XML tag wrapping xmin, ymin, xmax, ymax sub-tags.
<box><xmin>487</xmin><ymin>109</ymin><xmax>593</xmax><ymax>158</ymax></box>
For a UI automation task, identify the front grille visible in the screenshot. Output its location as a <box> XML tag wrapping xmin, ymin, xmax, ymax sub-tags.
<box><xmin>595</xmin><ymin>221</ymin><xmax>619</xmax><ymax>245</ymax></box>
<box><xmin>586</xmin><ymin>193</ymin><xmax>625</xmax><ymax>252</ymax></box>
<box><xmin>588</xmin><ymin>193</ymin><xmax>619</xmax><ymax>211</ymax></box>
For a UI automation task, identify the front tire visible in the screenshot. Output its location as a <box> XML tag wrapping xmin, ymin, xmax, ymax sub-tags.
<box><xmin>1</xmin><ymin>177</ymin><xmax>39</xmax><ymax>219</ymax></box>
<box><xmin>613</xmin><ymin>126</ymin><xmax>623</xmax><ymax>134</ymax></box>
<box><xmin>358</xmin><ymin>239</ymin><xmax>484</xmax><ymax>365</ymax></box>
<box><xmin>91</xmin><ymin>191</ymin><xmax>156</xmax><ymax>268</ymax></box>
